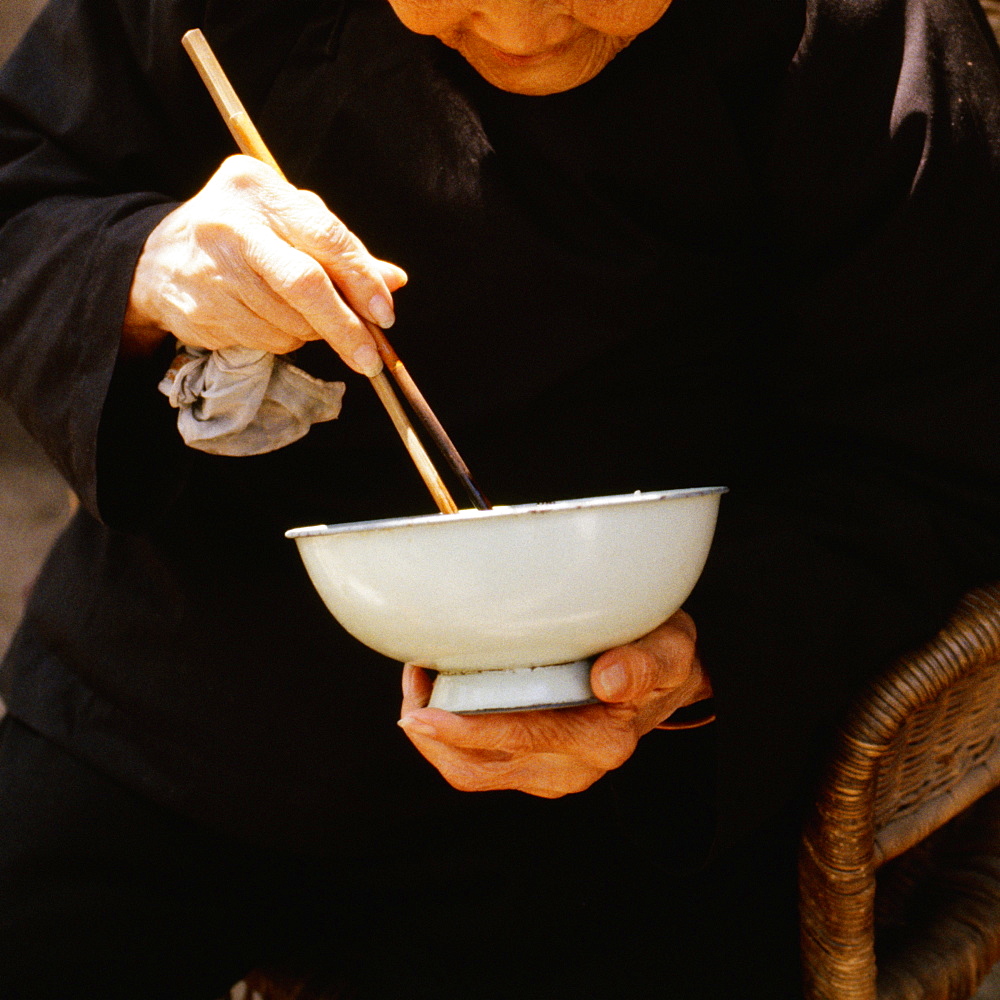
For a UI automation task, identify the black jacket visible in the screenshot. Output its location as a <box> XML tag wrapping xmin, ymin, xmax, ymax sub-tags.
<box><xmin>0</xmin><ymin>0</ymin><xmax>998</xmax><ymax>862</ymax></box>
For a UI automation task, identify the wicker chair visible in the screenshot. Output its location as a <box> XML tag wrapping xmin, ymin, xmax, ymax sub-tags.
<box><xmin>800</xmin><ymin>584</ymin><xmax>1000</xmax><ymax>1000</ymax></box>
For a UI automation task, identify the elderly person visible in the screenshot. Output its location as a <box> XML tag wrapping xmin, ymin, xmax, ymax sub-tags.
<box><xmin>0</xmin><ymin>0</ymin><xmax>998</xmax><ymax>996</ymax></box>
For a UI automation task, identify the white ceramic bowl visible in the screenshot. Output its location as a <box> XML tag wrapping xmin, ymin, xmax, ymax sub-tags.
<box><xmin>286</xmin><ymin>487</ymin><xmax>725</xmax><ymax>713</ymax></box>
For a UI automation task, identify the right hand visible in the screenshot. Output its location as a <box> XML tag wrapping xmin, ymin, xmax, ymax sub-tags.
<box><xmin>123</xmin><ymin>155</ymin><xmax>407</xmax><ymax>373</ymax></box>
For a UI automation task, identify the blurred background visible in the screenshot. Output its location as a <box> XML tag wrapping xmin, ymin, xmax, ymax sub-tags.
<box><xmin>0</xmin><ymin>0</ymin><xmax>73</xmax><ymax>686</ymax></box>
<box><xmin>987</xmin><ymin>0</ymin><xmax>1000</xmax><ymax>34</ymax></box>
<box><xmin>0</xmin><ymin>0</ymin><xmax>45</xmax><ymax>55</ymax></box>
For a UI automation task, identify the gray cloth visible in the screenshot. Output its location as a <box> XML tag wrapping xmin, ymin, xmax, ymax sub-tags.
<box><xmin>158</xmin><ymin>345</ymin><xmax>345</xmax><ymax>456</ymax></box>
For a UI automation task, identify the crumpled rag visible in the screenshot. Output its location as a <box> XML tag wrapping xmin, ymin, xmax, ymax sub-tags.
<box><xmin>158</xmin><ymin>345</ymin><xmax>345</xmax><ymax>456</ymax></box>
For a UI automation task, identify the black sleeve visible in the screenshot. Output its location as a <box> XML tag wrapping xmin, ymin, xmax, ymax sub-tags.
<box><xmin>0</xmin><ymin>0</ymin><xmax>207</xmax><ymax>521</ymax></box>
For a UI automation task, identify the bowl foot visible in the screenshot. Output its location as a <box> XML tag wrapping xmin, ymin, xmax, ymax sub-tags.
<box><xmin>428</xmin><ymin>660</ymin><xmax>597</xmax><ymax>714</ymax></box>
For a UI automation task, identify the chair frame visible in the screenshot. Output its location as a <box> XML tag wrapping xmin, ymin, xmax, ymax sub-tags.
<box><xmin>800</xmin><ymin>584</ymin><xmax>1000</xmax><ymax>1000</ymax></box>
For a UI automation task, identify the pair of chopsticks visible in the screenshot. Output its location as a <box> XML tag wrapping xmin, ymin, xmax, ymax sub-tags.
<box><xmin>181</xmin><ymin>29</ymin><xmax>489</xmax><ymax>515</ymax></box>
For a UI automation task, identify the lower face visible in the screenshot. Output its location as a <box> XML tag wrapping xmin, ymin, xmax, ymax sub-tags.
<box><xmin>385</xmin><ymin>0</ymin><xmax>674</xmax><ymax>95</ymax></box>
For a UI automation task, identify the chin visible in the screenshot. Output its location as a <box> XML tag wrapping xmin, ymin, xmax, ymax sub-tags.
<box><xmin>464</xmin><ymin>58</ymin><xmax>597</xmax><ymax>95</ymax></box>
<box><xmin>459</xmin><ymin>37</ymin><xmax>629</xmax><ymax>96</ymax></box>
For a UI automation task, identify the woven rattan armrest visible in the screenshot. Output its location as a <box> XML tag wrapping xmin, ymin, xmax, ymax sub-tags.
<box><xmin>801</xmin><ymin>584</ymin><xmax>1000</xmax><ymax>1000</ymax></box>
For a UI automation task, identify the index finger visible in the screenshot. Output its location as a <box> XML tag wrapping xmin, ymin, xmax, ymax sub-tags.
<box><xmin>242</xmin><ymin>227</ymin><xmax>382</xmax><ymax>375</ymax></box>
<box><xmin>262</xmin><ymin>184</ymin><xmax>407</xmax><ymax>330</ymax></box>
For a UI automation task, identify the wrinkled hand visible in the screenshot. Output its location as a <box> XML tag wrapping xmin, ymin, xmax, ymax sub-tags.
<box><xmin>398</xmin><ymin>610</ymin><xmax>712</xmax><ymax>798</ymax></box>
<box><xmin>123</xmin><ymin>155</ymin><xmax>407</xmax><ymax>370</ymax></box>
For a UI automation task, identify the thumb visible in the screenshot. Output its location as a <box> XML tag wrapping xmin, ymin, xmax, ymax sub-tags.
<box><xmin>590</xmin><ymin>646</ymin><xmax>664</xmax><ymax>703</ymax></box>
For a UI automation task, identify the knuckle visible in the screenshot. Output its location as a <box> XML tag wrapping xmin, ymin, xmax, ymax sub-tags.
<box><xmin>268</xmin><ymin>334</ymin><xmax>305</xmax><ymax>355</ymax></box>
<box><xmin>280</xmin><ymin>260</ymin><xmax>330</xmax><ymax>305</ymax></box>
<box><xmin>283</xmin><ymin>193</ymin><xmax>380</xmax><ymax>285</ymax></box>
<box><xmin>670</xmin><ymin>608</ymin><xmax>698</xmax><ymax>642</ymax></box>
<box><xmin>314</xmin><ymin>228</ymin><xmax>377</xmax><ymax>280</ymax></box>
<box><xmin>530</xmin><ymin>771</ymin><xmax>601</xmax><ymax>798</ymax></box>
<box><xmin>296</xmin><ymin>188</ymin><xmax>326</xmax><ymax>209</ymax></box>
<box><xmin>193</xmin><ymin>223</ymin><xmax>253</xmax><ymax>276</ymax></box>
<box><xmin>180</xmin><ymin>298</ymin><xmax>209</xmax><ymax>328</ymax></box>
<box><xmin>165</xmin><ymin>282</ymin><xmax>213</xmax><ymax>328</ymax></box>
<box><xmin>661</xmin><ymin>629</ymin><xmax>695</xmax><ymax>665</ymax></box>
<box><xmin>590</xmin><ymin>746</ymin><xmax>622</xmax><ymax>772</ymax></box>
<box><xmin>217</xmin><ymin>154</ymin><xmax>269</xmax><ymax>191</ymax></box>
<box><xmin>192</xmin><ymin>218</ymin><xmax>235</xmax><ymax>248</ymax></box>
<box><xmin>575</xmin><ymin>763</ymin><xmax>609</xmax><ymax>790</ymax></box>
<box><xmin>317</xmin><ymin>218</ymin><xmax>360</xmax><ymax>258</ymax></box>
<box><xmin>528</xmin><ymin>786</ymin><xmax>569</xmax><ymax>799</ymax></box>
<box><xmin>637</xmin><ymin>667</ymin><xmax>667</xmax><ymax>701</ymax></box>
<box><xmin>614</xmin><ymin>648</ymin><xmax>659</xmax><ymax>700</ymax></box>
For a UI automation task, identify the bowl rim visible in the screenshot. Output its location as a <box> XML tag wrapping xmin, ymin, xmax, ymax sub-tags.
<box><xmin>285</xmin><ymin>486</ymin><xmax>727</xmax><ymax>540</ymax></box>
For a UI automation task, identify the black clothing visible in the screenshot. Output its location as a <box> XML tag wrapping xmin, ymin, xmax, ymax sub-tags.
<box><xmin>0</xmin><ymin>715</ymin><xmax>801</xmax><ymax>1000</ymax></box>
<box><xmin>0</xmin><ymin>0</ymin><xmax>998</xmax><ymax>993</ymax></box>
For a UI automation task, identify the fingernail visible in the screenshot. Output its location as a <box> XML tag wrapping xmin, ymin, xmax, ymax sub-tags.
<box><xmin>353</xmin><ymin>343</ymin><xmax>382</xmax><ymax>377</ymax></box>
<box><xmin>398</xmin><ymin>715</ymin><xmax>437</xmax><ymax>739</ymax></box>
<box><xmin>596</xmin><ymin>661</ymin><xmax>627</xmax><ymax>700</ymax></box>
<box><xmin>368</xmin><ymin>293</ymin><xmax>395</xmax><ymax>329</ymax></box>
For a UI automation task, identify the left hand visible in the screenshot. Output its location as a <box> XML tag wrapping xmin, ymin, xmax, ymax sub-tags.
<box><xmin>398</xmin><ymin>610</ymin><xmax>712</xmax><ymax>798</ymax></box>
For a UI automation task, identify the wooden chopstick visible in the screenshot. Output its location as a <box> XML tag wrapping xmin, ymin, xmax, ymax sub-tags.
<box><xmin>181</xmin><ymin>29</ymin><xmax>283</xmax><ymax>175</ymax></box>
<box><xmin>365</xmin><ymin>323</ymin><xmax>491</xmax><ymax>510</ymax></box>
<box><xmin>182</xmin><ymin>28</ymin><xmax>466</xmax><ymax>515</ymax></box>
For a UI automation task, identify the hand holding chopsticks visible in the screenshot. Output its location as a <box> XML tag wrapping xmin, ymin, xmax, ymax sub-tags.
<box><xmin>180</xmin><ymin>28</ymin><xmax>489</xmax><ymax>514</ymax></box>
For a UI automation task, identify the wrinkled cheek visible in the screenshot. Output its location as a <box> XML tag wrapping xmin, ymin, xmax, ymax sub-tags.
<box><xmin>569</xmin><ymin>0</ymin><xmax>673</xmax><ymax>37</ymax></box>
<box><xmin>568</xmin><ymin>34</ymin><xmax>633</xmax><ymax>86</ymax></box>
